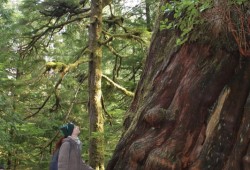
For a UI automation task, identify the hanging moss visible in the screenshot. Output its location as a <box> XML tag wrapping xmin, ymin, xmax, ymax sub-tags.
<box><xmin>45</xmin><ymin>61</ymin><xmax>67</xmax><ymax>73</ymax></box>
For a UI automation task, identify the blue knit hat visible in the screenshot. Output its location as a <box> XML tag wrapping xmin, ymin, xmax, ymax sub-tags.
<box><xmin>60</xmin><ymin>123</ymin><xmax>75</xmax><ymax>137</ymax></box>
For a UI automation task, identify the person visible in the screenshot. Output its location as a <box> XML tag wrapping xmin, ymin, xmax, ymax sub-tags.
<box><xmin>58</xmin><ymin>122</ymin><xmax>93</xmax><ymax>170</ymax></box>
<box><xmin>0</xmin><ymin>164</ymin><xmax>4</xmax><ymax>170</ymax></box>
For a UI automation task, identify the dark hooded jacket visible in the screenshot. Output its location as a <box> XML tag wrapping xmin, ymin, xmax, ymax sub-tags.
<box><xmin>58</xmin><ymin>137</ymin><xmax>93</xmax><ymax>170</ymax></box>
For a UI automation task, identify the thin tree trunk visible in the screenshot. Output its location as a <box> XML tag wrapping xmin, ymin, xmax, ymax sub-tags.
<box><xmin>145</xmin><ymin>0</ymin><xmax>151</xmax><ymax>32</ymax></box>
<box><xmin>88</xmin><ymin>0</ymin><xmax>104</xmax><ymax>169</ymax></box>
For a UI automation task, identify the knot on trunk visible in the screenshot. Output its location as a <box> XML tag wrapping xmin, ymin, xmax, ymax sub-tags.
<box><xmin>144</xmin><ymin>108</ymin><xmax>175</xmax><ymax>127</ymax></box>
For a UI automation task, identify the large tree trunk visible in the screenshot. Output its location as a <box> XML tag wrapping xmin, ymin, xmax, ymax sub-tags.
<box><xmin>88</xmin><ymin>0</ymin><xmax>104</xmax><ymax>169</ymax></box>
<box><xmin>107</xmin><ymin>0</ymin><xmax>250</xmax><ymax>169</ymax></box>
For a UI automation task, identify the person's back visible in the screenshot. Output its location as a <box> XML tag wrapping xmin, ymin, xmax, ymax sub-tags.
<box><xmin>58</xmin><ymin>137</ymin><xmax>83</xmax><ymax>170</ymax></box>
<box><xmin>57</xmin><ymin>122</ymin><xmax>93</xmax><ymax>170</ymax></box>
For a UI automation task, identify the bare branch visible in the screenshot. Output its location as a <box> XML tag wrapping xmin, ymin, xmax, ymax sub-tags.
<box><xmin>20</xmin><ymin>13</ymin><xmax>90</xmax><ymax>57</ymax></box>
<box><xmin>101</xmin><ymin>94</ymin><xmax>112</xmax><ymax>125</ymax></box>
<box><xmin>104</xmin><ymin>44</ymin><xmax>127</xmax><ymax>58</ymax></box>
<box><xmin>24</xmin><ymin>95</ymin><xmax>51</xmax><ymax>120</ymax></box>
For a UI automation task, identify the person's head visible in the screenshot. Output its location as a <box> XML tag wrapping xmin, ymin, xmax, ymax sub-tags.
<box><xmin>60</xmin><ymin>122</ymin><xmax>80</xmax><ymax>138</ymax></box>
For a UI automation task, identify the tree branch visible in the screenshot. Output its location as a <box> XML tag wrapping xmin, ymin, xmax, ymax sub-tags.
<box><xmin>104</xmin><ymin>44</ymin><xmax>127</xmax><ymax>58</ymax></box>
<box><xmin>24</xmin><ymin>95</ymin><xmax>51</xmax><ymax>120</ymax></box>
<box><xmin>101</xmin><ymin>94</ymin><xmax>112</xmax><ymax>125</ymax></box>
<box><xmin>24</xmin><ymin>57</ymin><xmax>90</xmax><ymax>120</ymax></box>
<box><xmin>103</xmin><ymin>30</ymin><xmax>145</xmax><ymax>44</ymax></box>
<box><xmin>102</xmin><ymin>74</ymin><xmax>134</xmax><ymax>97</ymax></box>
<box><xmin>20</xmin><ymin>13</ymin><xmax>90</xmax><ymax>57</ymax></box>
<box><xmin>41</xmin><ymin>74</ymin><xmax>86</xmax><ymax>153</ymax></box>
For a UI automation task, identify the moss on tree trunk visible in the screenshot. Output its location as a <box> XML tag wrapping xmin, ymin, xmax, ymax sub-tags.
<box><xmin>88</xmin><ymin>0</ymin><xmax>104</xmax><ymax>169</ymax></box>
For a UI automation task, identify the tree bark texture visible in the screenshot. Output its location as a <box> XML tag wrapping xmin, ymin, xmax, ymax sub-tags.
<box><xmin>88</xmin><ymin>0</ymin><xmax>104</xmax><ymax>169</ymax></box>
<box><xmin>145</xmin><ymin>0</ymin><xmax>152</xmax><ymax>32</ymax></box>
<box><xmin>107</xmin><ymin>0</ymin><xmax>250</xmax><ymax>169</ymax></box>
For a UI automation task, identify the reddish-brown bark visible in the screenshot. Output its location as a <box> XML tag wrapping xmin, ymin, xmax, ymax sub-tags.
<box><xmin>107</xmin><ymin>1</ymin><xmax>250</xmax><ymax>169</ymax></box>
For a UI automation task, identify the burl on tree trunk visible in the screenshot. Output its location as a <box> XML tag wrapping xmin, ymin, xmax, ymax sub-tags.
<box><xmin>107</xmin><ymin>1</ymin><xmax>250</xmax><ymax>170</ymax></box>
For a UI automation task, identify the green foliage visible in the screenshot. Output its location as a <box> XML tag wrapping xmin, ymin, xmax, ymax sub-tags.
<box><xmin>0</xmin><ymin>0</ymin><xmax>152</xmax><ymax>169</ymax></box>
<box><xmin>160</xmin><ymin>0</ymin><xmax>212</xmax><ymax>45</ymax></box>
<box><xmin>160</xmin><ymin>0</ymin><xmax>249</xmax><ymax>46</ymax></box>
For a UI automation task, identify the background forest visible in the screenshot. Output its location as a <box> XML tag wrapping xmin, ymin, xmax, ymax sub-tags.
<box><xmin>0</xmin><ymin>0</ymin><xmax>157</xmax><ymax>169</ymax></box>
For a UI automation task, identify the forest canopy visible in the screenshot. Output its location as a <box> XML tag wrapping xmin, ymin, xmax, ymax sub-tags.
<box><xmin>0</xmin><ymin>0</ymin><xmax>154</xmax><ymax>169</ymax></box>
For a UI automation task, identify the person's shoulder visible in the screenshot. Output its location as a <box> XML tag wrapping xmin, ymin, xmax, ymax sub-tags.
<box><xmin>62</xmin><ymin>137</ymin><xmax>70</xmax><ymax>142</ymax></box>
<box><xmin>60</xmin><ymin>139</ymin><xmax>71</xmax><ymax>151</ymax></box>
<box><xmin>61</xmin><ymin>138</ymin><xmax>70</xmax><ymax>146</ymax></box>
<box><xmin>62</xmin><ymin>137</ymin><xmax>74</xmax><ymax>144</ymax></box>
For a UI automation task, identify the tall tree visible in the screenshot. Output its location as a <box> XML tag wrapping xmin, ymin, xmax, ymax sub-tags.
<box><xmin>88</xmin><ymin>0</ymin><xmax>105</xmax><ymax>169</ymax></box>
<box><xmin>107</xmin><ymin>0</ymin><xmax>250</xmax><ymax>169</ymax></box>
<box><xmin>0</xmin><ymin>0</ymin><xmax>150</xmax><ymax>168</ymax></box>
